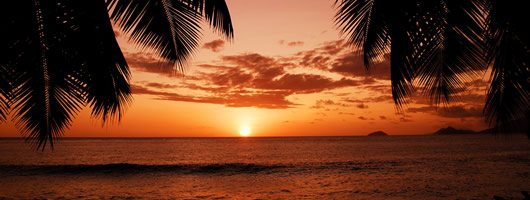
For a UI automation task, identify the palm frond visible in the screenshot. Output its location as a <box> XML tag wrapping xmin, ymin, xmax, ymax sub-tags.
<box><xmin>185</xmin><ymin>0</ymin><xmax>234</xmax><ymax>39</ymax></box>
<box><xmin>0</xmin><ymin>3</ymin><xmax>21</xmax><ymax>122</ymax></box>
<box><xmin>416</xmin><ymin>0</ymin><xmax>487</xmax><ymax>105</ymax></box>
<box><xmin>74</xmin><ymin>0</ymin><xmax>132</xmax><ymax>123</ymax></box>
<box><xmin>3</xmin><ymin>0</ymin><xmax>133</xmax><ymax>150</ymax></box>
<box><xmin>484</xmin><ymin>0</ymin><xmax>530</xmax><ymax>129</ymax></box>
<box><xmin>335</xmin><ymin>0</ymin><xmax>417</xmax><ymax>107</ymax></box>
<box><xmin>108</xmin><ymin>0</ymin><xmax>203</xmax><ymax>71</ymax></box>
<box><xmin>6</xmin><ymin>0</ymin><xmax>86</xmax><ymax>150</ymax></box>
<box><xmin>387</xmin><ymin>1</ymin><xmax>418</xmax><ymax>108</ymax></box>
<box><xmin>334</xmin><ymin>0</ymin><xmax>390</xmax><ymax>68</ymax></box>
<box><xmin>0</xmin><ymin>65</ymin><xmax>10</xmax><ymax>122</ymax></box>
<box><xmin>0</xmin><ymin>53</ymin><xmax>12</xmax><ymax>122</ymax></box>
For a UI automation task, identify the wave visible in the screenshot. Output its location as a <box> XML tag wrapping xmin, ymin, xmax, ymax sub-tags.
<box><xmin>0</xmin><ymin>160</ymin><xmax>410</xmax><ymax>175</ymax></box>
<box><xmin>0</xmin><ymin>163</ymin><xmax>289</xmax><ymax>175</ymax></box>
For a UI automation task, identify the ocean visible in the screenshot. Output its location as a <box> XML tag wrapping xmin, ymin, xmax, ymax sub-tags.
<box><xmin>0</xmin><ymin>135</ymin><xmax>529</xmax><ymax>199</ymax></box>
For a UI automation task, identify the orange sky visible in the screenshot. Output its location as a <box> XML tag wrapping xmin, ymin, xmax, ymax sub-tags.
<box><xmin>0</xmin><ymin>0</ymin><xmax>492</xmax><ymax>137</ymax></box>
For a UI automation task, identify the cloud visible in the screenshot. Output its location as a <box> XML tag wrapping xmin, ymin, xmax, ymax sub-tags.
<box><xmin>214</xmin><ymin>53</ymin><xmax>361</xmax><ymax>94</ymax></box>
<box><xmin>342</xmin><ymin>95</ymin><xmax>393</xmax><ymax>105</ymax></box>
<box><xmin>358</xmin><ymin>116</ymin><xmax>368</xmax><ymax>120</ymax></box>
<box><xmin>287</xmin><ymin>41</ymin><xmax>304</xmax><ymax>47</ymax></box>
<box><xmin>126</xmin><ymin>53</ymin><xmax>174</xmax><ymax>74</ymax></box>
<box><xmin>356</xmin><ymin>103</ymin><xmax>369</xmax><ymax>109</ymax></box>
<box><xmin>311</xmin><ymin>99</ymin><xmax>348</xmax><ymax>109</ymax></box>
<box><xmin>339</xmin><ymin>112</ymin><xmax>355</xmax><ymax>115</ymax></box>
<box><xmin>292</xmin><ymin>40</ymin><xmax>391</xmax><ymax>80</ymax></box>
<box><xmin>202</xmin><ymin>39</ymin><xmax>225</xmax><ymax>52</ymax></box>
<box><xmin>407</xmin><ymin>105</ymin><xmax>483</xmax><ymax>118</ymax></box>
<box><xmin>126</xmin><ymin>39</ymin><xmax>485</xmax><ymax>113</ymax></box>
<box><xmin>145</xmin><ymin>82</ymin><xmax>179</xmax><ymax>89</ymax></box>
<box><xmin>254</xmin><ymin>74</ymin><xmax>360</xmax><ymax>94</ymax></box>
<box><xmin>132</xmin><ymin>84</ymin><xmax>297</xmax><ymax>109</ymax></box>
<box><xmin>278</xmin><ymin>40</ymin><xmax>304</xmax><ymax>47</ymax></box>
<box><xmin>128</xmin><ymin>50</ymin><xmax>373</xmax><ymax>109</ymax></box>
<box><xmin>330</xmin><ymin>53</ymin><xmax>390</xmax><ymax>80</ymax></box>
<box><xmin>379</xmin><ymin>116</ymin><xmax>387</xmax><ymax>120</ymax></box>
<box><xmin>400</xmin><ymin>117</ymin><xmax>413</xmax><ymax>122</ymax></box>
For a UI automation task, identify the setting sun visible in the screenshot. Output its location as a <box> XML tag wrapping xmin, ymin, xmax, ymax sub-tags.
<box><xmin>239</xmin><ymin>126</ymin><xmax>251</xmax><ymax>137</ymax></box>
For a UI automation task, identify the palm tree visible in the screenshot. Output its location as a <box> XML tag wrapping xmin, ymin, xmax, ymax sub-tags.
<box><xmin>334</xmin><ymin>0</ymin><xmax>529</xmax><ymax>134</ymax></box>
<box><xmin>0</xmin><ymin>0</ymin><xmax>233</xmax><ymax>150</ymax></box>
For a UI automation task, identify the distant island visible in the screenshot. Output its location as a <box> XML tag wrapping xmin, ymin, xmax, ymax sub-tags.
<box><xmin>478</xmin><ymin>118</ymin><xmax>529</xmax><ymax>135</ymax></box>
<box><xmin>430</xmin><ymin>117</ymin><xmax>529</xmax><ymax>136</ymax></box>
<box><xmin>432</xmin><ymin>126</ymin><xmax>476</xmax><ymax>135</ymax></box>
<box><xmin>367</xmin><ymin>131</ymin><xmax>389</xmax><ymax>136</ymax></box>
<box><xmin>365</xmin><ymin>117</ymin><xmax>528</xmax><ymax>136</ymax></box>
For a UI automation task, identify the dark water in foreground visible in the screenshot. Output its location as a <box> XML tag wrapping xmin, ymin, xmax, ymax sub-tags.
<box><xmin>0</xmin><ymin>135</ymin><xmax>529</xmax><ymax>199</ymax></box>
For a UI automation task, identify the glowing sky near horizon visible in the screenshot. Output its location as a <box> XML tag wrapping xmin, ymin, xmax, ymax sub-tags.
<box><xmin>0</xmin><ymin>0</ymin><xmax>492</xmax><ymax>137</ymax></box>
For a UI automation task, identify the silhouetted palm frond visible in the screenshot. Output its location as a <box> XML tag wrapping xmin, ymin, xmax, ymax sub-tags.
<box><xmin>335</xmin><ymin>0</ymin><xmax>529</xmax><ymax>131</ymax></box>
<box><xmin>1</xmin><ymin>0</ymin><xmax>234</xmax><ymax>149</ymax></box>
<box><xmin>108</xmin><ymin>0</ymin><xmax>233</xmax><ymax>72</ymax></box>
<box><xmin>185</xmin><ymin>0</ymin><xmax>234</xmax><ymax>39</ymax></box>
<box><xmin>484</xmin><ymin>0</ymin><xmax>530</xmax><ymax>128</ymax></box>
<box><xmin>0</xmin><ymin>65</ymin><xmax>10</xmax><ymax>122</ymax></box>
<box><xmin>415</xmin><ymin>0</ymin><xmax>487</xmax><ymax>105</ymax></box>
<box><xmin>335</xmin><ymin>0</ymin><xmax>417</xmax><ymax>108</ymax></box>
<box><xmin>74</xmin><ymin>0</ymin><xmax>132</xmax><ymax>123</ymax></box>
<box><xmin>4</xmin><ymin>1</ymin><xmax>87</xmax><ymax>150</ymax></box>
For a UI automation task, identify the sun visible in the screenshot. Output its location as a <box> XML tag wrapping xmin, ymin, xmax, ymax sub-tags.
<box><xmin>239</xmin><ymin>126</ymin><xmax>251</xmax><ymax>137</ymax></box>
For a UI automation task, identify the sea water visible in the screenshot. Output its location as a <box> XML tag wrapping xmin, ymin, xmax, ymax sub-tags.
<box><xmin>0</xmin><ymin>135</ymin><xmax>529</xmax><ymax>199</ymax></box>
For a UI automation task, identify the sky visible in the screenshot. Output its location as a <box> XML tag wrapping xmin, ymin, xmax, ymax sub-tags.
<box><xmin>0</xmin><ymin>0</ymin><xmax>493</xmax><ymax>137</ymax></box>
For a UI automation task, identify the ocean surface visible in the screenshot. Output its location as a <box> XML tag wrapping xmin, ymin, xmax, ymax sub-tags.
<box><xmin>0</xmin><ymin>135</ymin><xmax>529</xmax><ymax>199</ymax></box>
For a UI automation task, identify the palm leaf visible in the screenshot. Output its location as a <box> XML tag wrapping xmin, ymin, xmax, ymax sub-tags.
<box><xmin>73</xmin><ymin>0</ymin><xmax>132</xmax><ymax>123</ymax></box>
<box><xmin>2</xmin><ymin>0</ymin><xmax>132</xmax><ymax>150</ymax></box>
<box><xmin>185</xmin><ymin>0</ymin><xmax>234</xmax><ymax>39</ymax></box>
<box><xmin>334</xmin><ymin>0</ymin><xmax>390</xmax><ymax>68</ymax></box>
<box><xmin>335</xmin><ymin>0</ymin><xmax>417</xmax><ymax>107</ymax></box>
<box><xmin>484</xmin><ymin>0</ymin><xmax>530</xmax><ymax>130</ymax></box>
<box><xmin>6</xmin><ymin>0</ymin><xmax>86</xmax><ymax>150</ymax></box>
<box><xmin>416</xmin><ymin>0</ymin><xmax>487</xmax><ymax>105</ymax></box>
<box><xmin>108</xmin><ymin>0</ymin><xmax>203</xmax><ymax>71</ymax></box>
<box><xmin>0</xmin><ymin>65</ymin><xmax>10</xmax><ymax>122</ymax></box>
<box><xmin>2</xmin><ymin>0</ymin><xmax>234</xmax><ymax>149</ymax></box>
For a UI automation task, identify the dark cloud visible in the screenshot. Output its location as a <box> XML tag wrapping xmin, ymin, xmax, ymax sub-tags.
<box><xmin>342</xmin><ymin>95</ymin><xmax>393</xmax><ymax>105</ymax></box>
<box><xmin>400</xmin><ymin>117</ymin><xmax>413</xmax><ymax>122</ymax></box>
<box><xmin>290</xmin><ymin>40</ymin><xmax>392</xmax><ymax>80</ymax></box>
<box><xmin>379</xmin><ymin>116</ymin><xmax>387</xmax><ymax>120</ymax></box>
<box><xmin>125</xmin><ymin>53</ymin><xmax>173</xmax><ymax>74</ymax></box>
<box><xmin>145</xmin><ymin>82</ymin><xmax>179</xmax><ymax>89</ymax></box>
<box><xmin>407</xmin><ymin>105</ymin><xmax>483</xmax><ymax>118</ymax></box>
<box><xmin>356</xmin><ymin>103</ymin><xmax>369</xmax><ymax>109</ymax></box>
<box><xmin>130</xmin><ymin>40</ymin><xmax>487</xmax><ymax>111</ymax></box>
<box><xmin>209</xmin><ymin>68</ymin><xmax>254</xmax><ymax>87</ymax></box>
<box><xmin>278</xmin><ymin>40</ymin><xmax>304</xmax><ymax>47</ymax></box>
<box><xmin>222</xmin><ymin>53</ymin><xmax>275</xmax><ymax>69</ymax></box>
<box><xmin>255</xmin><ymin>74</ymin><xmax>360</xmax><ymax>94</ymax></box>
<box><xmin>132</xmin><ymin>84</ymin><xmax>297</xmax><ymax>109</ymax></box>
<box><xmin>330</xmin><ymin>53</ymin><xmax>390</xmax><ymax>80</ymax></box>
<box><xmin>214</xmin><ymin>53</ymin><xmax>361</xmax><ymax>94</ymax></box>
<box><xmin>437</xmin><ymin>106</ymin><xmax>483</xmax><ymax>118</ymax></box>
<box><xmin>339</xmin><ymin>112</ymin><xmax>355</xmax><ymax>115</ymax></box>
<box><xmin>202</xmin><ymin>39</ymin><xmax>225</xmax><ymax>52</ymax></box>
<box><xmin>311</xmin><ymin>99</ymin><xmax>348</xmax><ymax>109</ymax></box>
<box><xmin>128</xmin><ymin>50</ymin><xmax>370</xmax><ymax>109</ymax></box>
<box><xmin>465</xmin><ymin>79</ymin><xmax>489</xmax><ymax>88</ymax></box>
<box><xmin>287</xmin><ymin>41</ymin><xmax>304</xmax><ymax>47</ymax></box>
<box><xmin>358</xmin><ymin>116</ymin><xmax>368</xmax><ymax>120</ymax></box>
